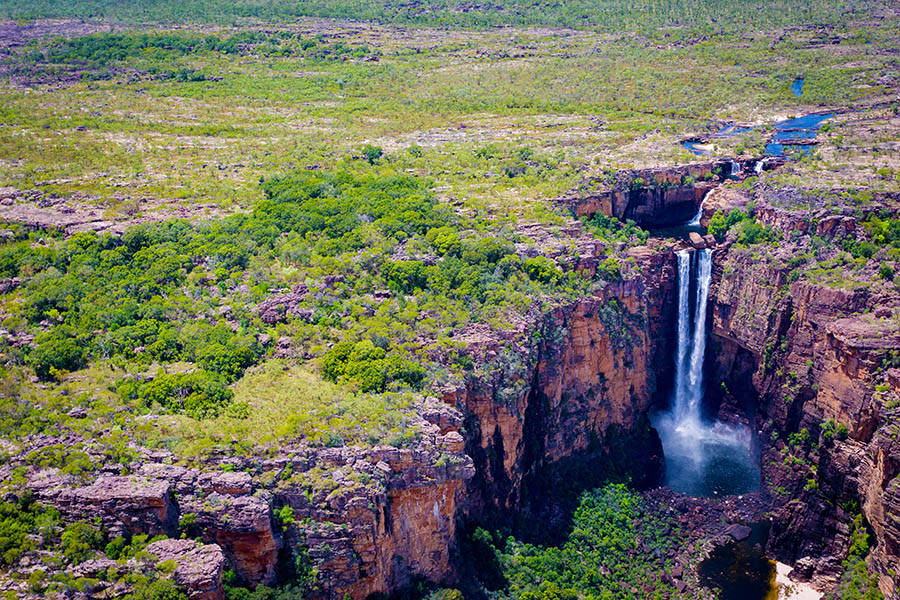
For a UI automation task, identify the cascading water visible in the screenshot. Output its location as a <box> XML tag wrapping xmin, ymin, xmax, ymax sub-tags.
<box><xmin>687</xmin><ymin>190</ymin><xmax>712</xmax><ymax>227</ymax></box>
<box><xmin>652</xmin><ymin>248</ymin><xmax>759</xmax><ymax>497</ymax></box>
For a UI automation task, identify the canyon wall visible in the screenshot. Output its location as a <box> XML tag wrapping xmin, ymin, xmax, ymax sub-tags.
<box><xmin>559</xmin><ymin>161</ymin><xmax>735</xmax><ymax>227</ymax></box>
<box><xmin>707</xmin><ymin>219</ymin><xmax>900</xmax><ymax>599</ymax></box>
<box><xmin>445</xmin><ymin>247</ymin><xmax>678</xmax><ymax>532</ymax></box>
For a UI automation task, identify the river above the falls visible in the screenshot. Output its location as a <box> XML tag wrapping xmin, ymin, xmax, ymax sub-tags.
<box><xmin>682</xmin><ymin>111</ymin><xmax>833</xmax><ymax>158</ymax></box>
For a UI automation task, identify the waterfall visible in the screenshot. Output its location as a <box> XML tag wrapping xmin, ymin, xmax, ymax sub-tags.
<box><xmin>684</xmin><ymin>249</ymin><xmax>711</xmax><ymax>424</ymax></box>
<box><xmin>672</xmin><ymin>251</ymin><xmax>691</xmax><ymax>417</ymax></box>
<box><xmin>652</xmin><ymin>248</ymin><xmax>759</xmax><ymax>496</ymax></box>
<box><xmin>730</xmin><ymin>161</ymin><xmax>740</xmax><ymax>177</ymax></box>
<box><xmin>754</xmin><ymin>160</ymin><xmax>764</xmax><ymax>175</ymax></box>
<box><xmin>687</xmin><ymin>190</ymin><xmax>711</xmax><ymax>226</ymax></box>
<box><xmin>671</xmin><ymin>248</ymin><xmax>711</xmax><ymax>427</ymax></box>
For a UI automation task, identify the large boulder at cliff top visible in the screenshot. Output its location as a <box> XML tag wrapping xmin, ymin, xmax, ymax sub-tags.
<box><xmin>146</xmin><ymin>539</ymin><xmax>227</xmax><ymax>600</ymax></box>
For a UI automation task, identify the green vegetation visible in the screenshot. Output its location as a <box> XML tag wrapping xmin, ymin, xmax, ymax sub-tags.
<box><xmin>707</xmin><ymin>206</ymin><xmax>778</xmax><ymax>246</ymax></box>
<box><xmin>825</xmin><ymin>515</ymin><xmax>883</xmax><ymax>600</ymax></box>
<box><xmin>0</xmin><ymin>0</ymin><xmax>880</xmax><ymax>32</ymax></box>
<box><xmin>583</xmin><ymin>214</ymin><xmax>649</xmax><ymax>246</ymax></box>
<box><xmin>60</xmin><ymin>521</ymin><xmax>104</xmax><ymax>564</ymax></box>
<box><xmin>482</xmin><ymin>484</ymin><xmax>682</xmax><ymax>600</ymax></box>
<box><xmin>0</xmin><ymin>494</ymin><xmax>185</xmax><ymax>599</ymax></box>
<box><xmin>0</xmin><ymin>1</ymin><xmax>897</xmax><ymax>596</ymax></box>
<box><xmin>1</xmin><ymin>167</ymin><xmax>598</xmax><ymax>438</ymax></box>
<box><xmin>0</xmin><ymin>494</ymin><xmax>60</xmax><ymax>565</ymax></box>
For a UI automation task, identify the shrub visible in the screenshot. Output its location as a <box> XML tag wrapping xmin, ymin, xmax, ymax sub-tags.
<box><xmin>707</xmin><ymin>208</ymin><xmax>746</xmax><ymax>242</ymax></box>
<box><xmin>197</xmin><ymin>340</ymin><xmax>259</xmax><ymax>381</ymax></box>
<box><xmin>524</xmin><ymin>256</ymin><xmax>560</xmax><ymax>284</ymax></box>
<box><xmin>598</xmin><ymin>256</ymin><xmax>622</xmax><ymax>282</ymax></box>
<box><xmin>276</xmin><ymin>506</ymin><xmax>295</xmax><ymax>530</ymax></box>
<box><xmin>60</xmin><ymin>521</ymin><xmax>103</xmax><ymax>565</ymax></box>
<box><xmin>322</xmin><ymin>340</ymin><xmax>425</xmax><ymax>392</ymax></box>
<box><xmin>127</xmin><ymin>579</ymin><xmax>189</xmax><ymax>600</ymax></box>
<box><xmin>426</xmin><ymin>226</ymin><xmax>462</xmax><ymax>257</ymax></box>
<box><xmin>494</xmin><ymin>484</ymin><xmax>681</xmax><ymax>599</ymax></box>
<box><xmin>829</xmin><ymin>516</ymin><xmax>883</xmax><ymax>600</ymax></box>
<box><xmin>0</xmin><ymin>495</ymin><xmax>59</xmax><ymax>565</ymax></box>
<box><xmin>735</xmin><ymin>219</ymin><xmax>778</xmax><ymax>245</ymax></box>
<box><xmin>118</xmin><ymin>370</ymin><xmax>233</xmax><ymax>419</ymax></box>
<box><xmin>361</xmin><ymin>144</ymin><xmax>383</xmax><ymax>164</ymax></box>
<box><xmin>28</xmin><ymin>327</ymin><xmax>86</xmax><ymax>379</ymax></box>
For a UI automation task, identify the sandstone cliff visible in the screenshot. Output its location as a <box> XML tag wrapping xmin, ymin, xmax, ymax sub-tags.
<box><xmin>706</xmin><ymin>193</ymin><xmax>900</xmax><ymax>599</ymax></box>
<box><xmin>559</xmin><ymin>161</ymin><xmax>740</xmax><ymax>227</ymax></box>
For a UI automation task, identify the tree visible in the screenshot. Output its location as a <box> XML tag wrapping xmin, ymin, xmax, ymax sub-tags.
<box><xmin>361</xmin><ymin>144</ymin><xmax>383</xmax><ymax>164</ymax></box>
<box><xmin>60</xmin><ymin>522</ymin><xmax>102</xmax><ymax>565</ymax></box>
<box><xmin>28</xmin><ymin>327</ymin><xmax>85</xmax><ymax>379</ymax></box>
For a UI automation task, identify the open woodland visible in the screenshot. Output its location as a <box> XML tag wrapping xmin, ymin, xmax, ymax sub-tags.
<box><xmin>1</xmin><ymin>1</ymin><xmax>899</xmax><ymax>600</ymax></box>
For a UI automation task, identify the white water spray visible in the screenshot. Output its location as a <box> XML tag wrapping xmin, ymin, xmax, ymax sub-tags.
<box><xmin>687</xmin><ymin>190</ymin><xmax>712</xmax><ymax>227</ymax></box>
<box><xmin>653</xmin><ymin>248</ymin><xmax>758</xmax><ymax>496</ymax></box>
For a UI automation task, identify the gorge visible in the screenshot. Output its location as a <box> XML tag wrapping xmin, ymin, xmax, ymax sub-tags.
<box><xmin>1</xmin><ymin>8</ymin><xmax>899</xmax><ymax>600</ymax></box>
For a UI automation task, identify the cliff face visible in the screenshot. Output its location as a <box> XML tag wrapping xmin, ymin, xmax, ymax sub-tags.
<box><xmin>25</xmin><ymin>408</ymin><xmax>475</xmax><ymax>600</ymax></box>
<box><xmin>448</xmin><ymin>247</ymin><xmax>677</xmax><ymax>529</ymax></box>
<box><xmin>560</xmin><ymin>162</ymin><xmax>736</xmax><ymax>228</ymax></box>
<box><xmin>708</xmin><ymin>235</ymin><xmax>900</xmax><ymax>599</ymax></box>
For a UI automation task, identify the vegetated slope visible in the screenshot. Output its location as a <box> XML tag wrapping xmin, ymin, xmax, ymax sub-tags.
<box><xmin>1</xmin><ymin>4</ymin><xmax>900</xmax><ymax>600</ymax></box>
<box><xmin>0</xmin><ymin>0</ymin><xmax>887</xmax><ymax>31</ymax></box>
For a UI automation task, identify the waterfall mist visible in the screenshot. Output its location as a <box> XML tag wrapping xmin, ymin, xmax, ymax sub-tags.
<box><xmin>652</xmin><ymin>249</ymin><xmax>760</xmax><ymax>497</ymax></box>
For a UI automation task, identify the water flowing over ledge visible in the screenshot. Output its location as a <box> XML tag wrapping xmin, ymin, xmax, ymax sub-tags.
<box><xmin>652</xmin><ymin>248</ymin><xmax>759</xmax><ymax>497</ymax></box>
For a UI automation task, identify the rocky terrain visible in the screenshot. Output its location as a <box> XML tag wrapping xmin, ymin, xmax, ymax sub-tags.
<box><xmin>1</xmin><ymin>4</ymin><xmax>899</xmax><ymax>600</ymax></box>
<box><xmin>3</xmin><ymin>153</ymin><xmax>899</xmax><ymax>599</ymax></box>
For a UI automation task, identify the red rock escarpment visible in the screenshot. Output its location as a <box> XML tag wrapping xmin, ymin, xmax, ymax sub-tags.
<box><xmin>21</xmin><ymin>405</ymin><xmax>475</xmax><ymax>600</ymax></box>
<box><xmin>446</xmin><ymin>247</ymin><xmax>678</xmax><ymax>521</ymax></box>
<box><xmin>558</xmin><ymin>161</ymin><xmax>734</xmax><ymax>227</ymax></box>
<box><xmin>708</xmin><ymin>241</ymin><xmax>900</xmax><ymax>599</ymax></box>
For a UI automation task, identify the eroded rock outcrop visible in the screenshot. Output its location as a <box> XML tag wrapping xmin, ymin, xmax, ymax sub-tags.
<box><xmin>146</xmin><ymin>539</ymin><xmax>227</xmax><ymax>600</ymax></box>
<box><xmin>21</xmin><ymin>401</ymin><xmax>476</xmax><ymax>600</ymax></box>
<box><xmin>558</xmin><ymin>161</ymin><xmax>734</xmax><ymax>227</ymax></box>
<box><xmin>706</xmin><ymin>197</ymin><xmax>900</xmax><ymax>598</ymax></box>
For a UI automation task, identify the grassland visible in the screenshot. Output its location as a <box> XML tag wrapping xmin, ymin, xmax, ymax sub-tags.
<box><xmin>0</xmin><ymin>0</ymin><xmax>887</xmax><ymax>31</ymax></box>
<box><xmin>0</xmin><ymin>1</ymin><xmax>898</xmax><ymax>465</ymax></box>
<box><xmin>0</xmin><ymin>12</ymin><xmax>897</xmax><ymax>225</ymax></box>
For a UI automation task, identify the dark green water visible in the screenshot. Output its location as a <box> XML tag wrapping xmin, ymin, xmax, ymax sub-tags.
<box><xmin>698</xmin><ymin>523</ymin><xmax>777</xmax><ymax>600</ymax></box>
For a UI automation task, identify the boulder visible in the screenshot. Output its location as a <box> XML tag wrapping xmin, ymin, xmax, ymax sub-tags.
<box><xmin>255</xmin><ymin>284</ymin><xmax>310</xmax><ymax>324</ymax></box>
<box><xmin>40</xmin><ymin>475</ymin><xmax>176</xmax><ymax>537</ymax></box>
<box><xmin>689</xmin><ymin>231</ymin><xmax>706</xmax><ymax>249</ymax></box>
<box><xmin>146</xmin><ymin>539</ymin><xmax>226</xmax><ymax>600</ymax></box>
<box><xmin>198</xmin><ymin>471</ymin><xmax>253</xmax><ymax>496</ymax></box>
<box><xmin>725</xmin><ymin>523</ymin><xmax>752</xmax><ymax>541</ymax></box>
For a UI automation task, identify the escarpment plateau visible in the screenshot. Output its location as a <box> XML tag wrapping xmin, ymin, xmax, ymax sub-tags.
<box><xmin>15</xmin><ymin>185</ymin><xmax>900</xmax><ymax>600</ymax></box>
<box><xmin>11</xmin><ymin>243</ymin><xmax>684</xmax><ymax>600</ymax></box>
